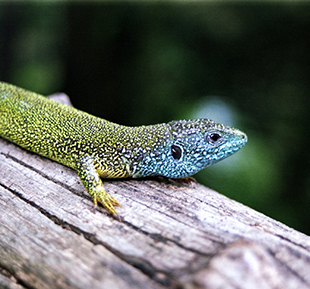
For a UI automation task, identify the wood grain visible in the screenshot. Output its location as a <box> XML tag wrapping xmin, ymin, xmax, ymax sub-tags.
<box><xmin>1</xmin><ymin>94</ymin><xmax>310</xmax><ymax>289</ymax></box>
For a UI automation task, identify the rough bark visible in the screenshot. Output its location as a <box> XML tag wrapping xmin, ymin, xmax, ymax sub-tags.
<box><xmin>0</xmin><ymin>94</ymin><xmax>310</xmax><ymax>289</ymax></box>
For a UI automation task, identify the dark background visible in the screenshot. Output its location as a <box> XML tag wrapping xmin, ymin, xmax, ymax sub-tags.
<box><xmin>1</xmin><ymin>2</ymin><xmax>310</xmax><ymax>235</ymax></box>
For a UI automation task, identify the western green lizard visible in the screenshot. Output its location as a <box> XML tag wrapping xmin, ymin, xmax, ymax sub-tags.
<box><xmin>0</xmin><ymin>82</ymin><xmax>247</xmax><ymax>215</ymax></box>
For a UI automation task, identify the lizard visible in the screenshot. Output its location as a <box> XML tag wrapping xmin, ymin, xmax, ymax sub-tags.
<box><xmin>0</xmin><ymin>81</ymin><xmax>247</xmax><ymax>215</ymax></box>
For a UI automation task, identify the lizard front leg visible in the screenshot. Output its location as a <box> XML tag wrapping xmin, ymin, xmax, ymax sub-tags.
<box><xmin>75</xmin><ymin>156</ymin><xmax>121</xmax><ymax>215</ymax></box>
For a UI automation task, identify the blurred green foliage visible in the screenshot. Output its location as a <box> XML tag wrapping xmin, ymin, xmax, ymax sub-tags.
<box><xmin>1</xmin><ymin>2</ymin><xmax>310</xmax><ymax>234</ymax></box>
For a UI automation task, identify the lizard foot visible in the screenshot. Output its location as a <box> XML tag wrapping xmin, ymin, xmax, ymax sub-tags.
<box><xmin>92</xmin><ymin>187</ymin><xmax>121</xmax><ymax>216</ymax></box>
<box><xmin>176</xmin><ymin>177</ymin><xmax>197</xmax><ymax>185</ymax></box>
<box><xmin>159</xmin><ymin>176</ymin><xmax>197</xmax><ymax>186</ymax></box>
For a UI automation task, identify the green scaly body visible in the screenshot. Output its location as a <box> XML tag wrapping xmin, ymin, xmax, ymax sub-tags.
<box><xmin>0</xmin><ymin>82</ymin><xmax>247</xmax><ymax>215</ymax></box>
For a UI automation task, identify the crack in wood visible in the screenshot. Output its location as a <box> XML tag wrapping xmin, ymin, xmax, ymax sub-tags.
<box><xmin>1</xmin><ymin>151</ymin><xmax>86</xmax><ymax>198</ymax></box>
<box><xmin>0</xmin><ymin>182</ymin><xmax>176</xmax><ymax>287</ymax></box>
<box><xmin>0</xmin><ymin>265</ymin><xmax>35</xmax><ymax>289</ymax></box>
<box><xmin>2</xmin><ymin>138</ymin><xmax>310</xmax><ymax>289</ymax></box>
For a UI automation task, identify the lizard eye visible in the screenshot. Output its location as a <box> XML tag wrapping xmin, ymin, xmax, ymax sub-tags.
<box><xmin>207</xmin><ymin>132</ymin><xmax>222</xmax><ymax>143</ymax></box>
<box><xmin>171</xmin><ymin>145</ymin><xmax>182</xmax><ymax>160</ymax></box>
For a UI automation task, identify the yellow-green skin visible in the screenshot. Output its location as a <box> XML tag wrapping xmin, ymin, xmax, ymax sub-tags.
<box><xmin>0</xmin><ymin>82</ymin><xmax>247</xmax><ymax>215</ymax></box>
<box><xmin>0</xmin><ymin>82</ymin><xmax>168</xmax><ymax>214</ymax></box>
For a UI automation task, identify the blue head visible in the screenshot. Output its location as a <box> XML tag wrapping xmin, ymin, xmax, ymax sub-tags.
<box><xmin>132</xmin><ymin>119</ymin><xmax>247</xmax><ymax>179</ymax></box>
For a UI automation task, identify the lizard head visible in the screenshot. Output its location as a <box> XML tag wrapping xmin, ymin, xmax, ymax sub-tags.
<box><xmin>132</xmin><ymin>119</ymin><xmax>247</xmax><ymax>179</ymax></box>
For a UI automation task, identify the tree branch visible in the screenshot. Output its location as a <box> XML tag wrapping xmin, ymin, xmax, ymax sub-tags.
<box><xmin>0</xmin><ymin>94</ymin><xmax>310</xmax><ymax>289</ymax></box>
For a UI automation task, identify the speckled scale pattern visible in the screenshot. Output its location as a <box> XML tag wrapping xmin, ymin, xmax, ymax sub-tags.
<box><xmin>0</xmin><ymin>82</ymin><xmax>168</xmax><ymax>177</ymax></box>
<box><xmin>0</xmin><ymin>82</ymin><xmax>247</xmax><ymax>215</ymax></box>
<box><xmin>133</xmin><ymin>118</ymin><xmax>247</xmax><ymax>179</ymax></box>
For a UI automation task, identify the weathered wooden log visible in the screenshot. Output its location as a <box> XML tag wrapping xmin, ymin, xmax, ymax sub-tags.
<box><xmin>0</xmin><ymin>94</ymin><xmax>310</xmax><ymax>289</ymax></box>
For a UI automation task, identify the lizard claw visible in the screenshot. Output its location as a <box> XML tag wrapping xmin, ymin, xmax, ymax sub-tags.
<box><xmin>92</xmin><ymin>188</ymin><xmax>121</xmax><ymax>216</ymax></box>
